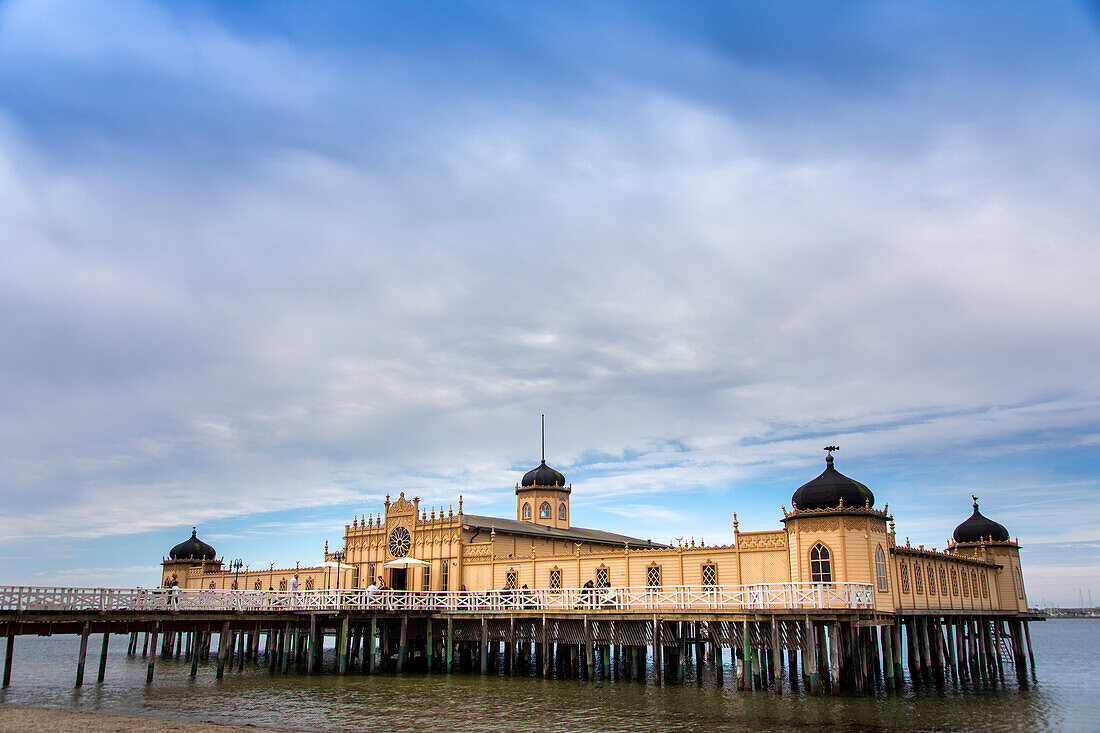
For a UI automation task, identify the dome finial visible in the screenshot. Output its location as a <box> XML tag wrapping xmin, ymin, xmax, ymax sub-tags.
<box><xmin>972</xmin><ymin>494</ymin><xmax>979</xmax><ymax>510</ymax></box>
<box><xmin>541</xmin><ymin>414</ymin><xmax>546</xmax><ymax>463</ymax></box>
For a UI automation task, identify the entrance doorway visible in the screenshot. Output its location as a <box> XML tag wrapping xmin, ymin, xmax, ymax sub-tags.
<box><xmin>390</xmin><ymin>568</ymin><xmax>407</xmax><ymax>591</ymax></box>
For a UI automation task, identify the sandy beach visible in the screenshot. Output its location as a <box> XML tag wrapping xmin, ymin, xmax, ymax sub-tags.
<box><xmin>0</xmin><ymin>705</ymin><xmax>313</xmax><ymax>733</ymax></box>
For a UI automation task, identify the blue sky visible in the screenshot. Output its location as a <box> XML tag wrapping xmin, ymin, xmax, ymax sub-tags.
<box><xmin>1</xmin><ymin>1</ymin><xmax>1098</xmax><ymax>606</ymax></box>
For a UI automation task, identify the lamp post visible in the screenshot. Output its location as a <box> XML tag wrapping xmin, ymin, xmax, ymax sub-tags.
<box><xmin>230</xmin><ymin>558</ymin><xmax>243</xmax><ymax>591</ymax></box>
<box><xmin>333</xmin><ymin>552</ymin><xmax>346</xmax><ymax>591</ymax></box>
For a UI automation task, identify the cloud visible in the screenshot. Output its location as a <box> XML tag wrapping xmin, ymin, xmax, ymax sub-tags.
<box><xmin>0</xmin><ymin>1</ymin><xmax>1097</xmax><ymax>603</ymax></box>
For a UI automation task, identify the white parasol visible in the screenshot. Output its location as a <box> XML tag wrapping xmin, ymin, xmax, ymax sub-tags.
<box><xmin>383</xmin><ymin>557</ymin><xmax>430</xmax><ymax>567</ymax></box>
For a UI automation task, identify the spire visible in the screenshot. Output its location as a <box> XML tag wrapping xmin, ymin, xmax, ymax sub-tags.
<box><xmin>541</xmin><ymin>414</ymin><xmax>545</xmax><ymax>463</ymax></box>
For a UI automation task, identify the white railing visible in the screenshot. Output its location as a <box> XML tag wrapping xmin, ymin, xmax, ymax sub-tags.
<box><xmin>0</xmin><ymin>583</ymin><xmax>875</xmax><ymax>614</ymax></box>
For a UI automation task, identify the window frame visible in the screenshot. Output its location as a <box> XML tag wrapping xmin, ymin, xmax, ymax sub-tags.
<box><xmin>522</xmin><ymin>503</ymin><xmax>531</xmax><ymax>520</ymax></box>
<box><xmin>540</xmin><ymin>501</ymin><xmax>551</xmax><ymax>519</ymax></box>
<box><xmin>875</xmin><ymin>546</ymin><xmax>888</xmax><ymax>592</ymax></box>
<box><xmin>809</xmin><ymin>543</ymin><xmax>832</xmax><ymax>583</ymax></box>
<box><xmin>647</xmin><ymin>564</ymin><xmax>662</xmax><ymax>587</ymax></box>
<box><xmin>549</xmin><ymin>568</ymin><xmax>562</xmax><ymax>589</ymax></box>
<box><xmin>701</xmin><ymin>563</ymin><xmax>718</xmax><ymax>586</ymax></box>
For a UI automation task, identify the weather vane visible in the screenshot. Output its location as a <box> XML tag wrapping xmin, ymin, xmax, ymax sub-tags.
<box><xmin>824</xmin><ymin>445</ymin><xmax>839</xmax><ymax>455</ymax></box>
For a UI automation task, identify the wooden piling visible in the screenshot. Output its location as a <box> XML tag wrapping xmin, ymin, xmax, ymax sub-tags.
<box><xmin>742</xmin><ymin>620</ymin><xmax>753</xmax><ymax>690</ymax></box>
<box><xmin>216</xmin><ymin>622</ymin><xmax>230</xmax><ymax>679</ymax></box>
<box><xmin>480</xmin><ymin>618</ymin><xmax>489</xmax><ymax>675</ymax></box>
<box><xmin>97</xmin><ymin>632</ymin><xmax>110</xmax><ymax>683</ymax></box>
<box><xmin>74</xmin><ymin>622</ymin><xmax>90</xmax><ymax>688</ymax></box>
<box><xmin>190</xmin><ymin>628</ymin><xmax>200</xmax><ymax>677</ymax></box>
<box><xmin>771</xmin><ymin>618</ymin><xmax>782</xmax><ymax>692</ymax></box>
<box><xmin>146</xmin><ymin>623</ymin><xmax>159</xmax><ymax>684</ymax></box>
<box><xmin>3</xmin><ymin>633</ymin><xmax>13</xmax><ymax>687</ymax></box>
<box><xmin>805</xmin><ymin>618</ymin><xmax>819</xmax><ymax>694</ymax></box>
<box><xmin>828</xmin><ymin>623</ymin><xmax>841</xmax><ymax>693</ymax></box>
<box><xmin>1023</xmin><ymin>621</ymin><xmax>1035</xmax><ymax>672</ymax></box>
<box><xmin>653</xmin><ymin>617</ymin><xmax>662</xmax><ymax>685</ymax></box>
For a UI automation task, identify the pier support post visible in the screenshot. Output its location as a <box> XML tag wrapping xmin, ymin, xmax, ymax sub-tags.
<box><xmin>74</xmin><ymin>622</ymin><xmax>90</xmax><ymax>688</ymax></box>
<box><xmin>216</xmin><ymin>622</ymin><xmax>230</xmax><ymax>679</ymax></box>
<box><xmin>1023</xmin><ymin>621</ymin><xmax>1035</xmax><ymax>673</ymax></box>
<box><xmin>306</xmin><ymin>616</ymin><xmax>317</xmax><ymax>675</ymax></box>
<box><xmin>741</xmin><ymin>620</ymin><xmax>752</xmax><ymax>690</ymax></box>
<box><xmin>445</xmin><ymin>617</ymin><xmax>453</xmax><ymax>674</ymax></box>
<box><xmin>425</xmin><ymin>618</ymin><xmax>433</xmax><ymax>672</ymax></box>
<box><xmin>882</xmin><ymin>623</ymin><xmax>894</xmax><ymax>688</ymax></box>
<box><xmin>584</xmin><ymin>616</ymin><xmax>594</xmax><ymax>682</ymax></box>
<box><xmin>142</xmin><ymin>631</ymin><xmax>149</xmax><ymax>657</ymax></box>
<box><xmin>76</xmin><ymin>626</ymin><xmax>95</xmax><ymax>689</ymax></box>
<box><xmin>771</xmin><ymin>618</ymin><xmax>782</xmax><ymax>693</ymax></box>
<box><xmin>541</xmin><ymin>617</ymin><xmax>549</xmax><ymax>678</ymax></box>
<box><xmin>190</xmin><ymin>628</ymin><xmax>200</xmax><ymax>677</ymax></box>
<box><xmin>805</xmin><ymin>618</ymin><xmax>819</xmax><ymax>694</ymax></box>
<box><xmin>340</xmin><ymin>616</ymin><xmax>352</xmax><ymax>675</ymax></box>
<box><xmin>711</xmin><ymin>624</ymin><xmax>724</xmax><ymax>686</ymax></box>
<box><xmin>3</xmin><ymin>633</ymin><xmax>14</xmax><ymax>687</ymax></box>
<box><xmin>146</xmin><ymin>623</ymin><xmax>159</xmax><ymax>684</ymax></box>
<box><xmin>480</xmin><ymin>618</ymin><xmax>489</xmax><ymax>675</ymax></box>
<box><xmin>283</xmin><ymin>622</ymin><xmax>293</xmax><ymax>674</ymax></box>
<box><xmin>653</xmin><ymin>617</ymin><xmax>662</xmax><ymax>685</ymax></box>
<box><xmin>97</xmin><ymin>632</ymin><xmax>110</xmax><ymax>683</ymax></box>
<box><xmin>368</xmin><ymin>617</ymin><xmax>377</xmax><ymax>674</ymax></box>
<box><xmin>828</xmin><ymin>623</ymin><xmax>841</xmax><ymax>693</ymax></box>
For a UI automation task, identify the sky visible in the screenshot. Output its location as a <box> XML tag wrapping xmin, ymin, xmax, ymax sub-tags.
<box><xmin>1</xmin><ymin>1</ymin><xmax>1098</xmax><ymax>607</ymax></box>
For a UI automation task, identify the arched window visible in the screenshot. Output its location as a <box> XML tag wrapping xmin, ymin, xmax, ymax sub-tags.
<box><xmin>540</xmin><ymin>502</ymin><xmax>551</xmax><ymax>519</ymax></box>
<box><xmin>305</xmin><ymin>578</ymin><xmax>313</xmax><ymax>590</ymax></box>
<box><xmin>961</xmin><ymin>568</ymin><xmax>969</xmax><ymax>597</ymax></box>
<box><xmin>809</xmin><ymin>543</ymin><xmax>832</xmax><ymax>583</ymax></box>
<box><xmin>926</xmin><ymin>566</ymin><xmax>936</xmax><ymax>596</ymax></box>
<box><xmin>505</xmin><ymin>570</ymin><xmax>517</xmax><ymax>590</ymax></box>
<box><xmin>980</xmin><ymin>573</ymin><xmax>989</xmax><ymax>598</ymax></box>
<box><xmin>875</xmin><ymin>547</ymin><xmax>888</xmax><ymax>591</ymax></box>
<box><xmin>914</xmin><ymin>565</ymin><xmax>923</xmax><ymax>594</ymax></box>
<box><xmin>209</xmin><ymin>582</ymin><xmax>216</xmax><ymax>590</ymax></box>
<box><xmin>559</xmin><ymin>503</ymin><xmax>567</xmax><ymax>520</ymax></box>
<box><xmin>900</xmin><ymin>564</ymin><xmax>910</xmax><ymax>593</ymax></box>
<box><xmin>254</xmin><ymin>580</ymin><xmax>261</xmax><ymax>590</ymax></box>
<box><xmin>278</xmin><ymin>579</ymin><xmax>287</xmax><ymax>591</ymax></box>
<box><xmin>522</xmin><ymin>503</ymin><xmax>531</xmax><ymax>520</ymax></box>
<box><xmin>939</xmin><ymin>568</ymin><xmax>949</xmax><ymax>596</ymax></box>
<box><xmin>1015</xmin><ymin>567</ymin><xmax>1024</xmax><ymax>599</ymax></box>
<box><xmin>951</xmin><ymin>568</ymin><xmax>960</xmax><ymax>596</ymax></box>
<box><xmin>971</xmin><ymin>571</ymin><xmax>979</xmax><ymax>598</ymax></box>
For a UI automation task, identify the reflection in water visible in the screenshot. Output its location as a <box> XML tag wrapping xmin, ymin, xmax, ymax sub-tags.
<box><xmin>0</xmin><ymin>620</ymin><xmax>1096</xmax><ymax>732</ymax></box>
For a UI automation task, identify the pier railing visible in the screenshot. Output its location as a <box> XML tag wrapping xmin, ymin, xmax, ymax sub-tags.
<box><xmin>0</xmin><ymin>582</ymin><xmax>874</xmax><ymax>614</ymax></box>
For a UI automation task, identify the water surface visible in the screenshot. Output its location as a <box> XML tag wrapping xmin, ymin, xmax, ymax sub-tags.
<box><xmin>1</xmin><ymin>619</ymin><xmax>1096</xmax><ymax>732</ymax></box>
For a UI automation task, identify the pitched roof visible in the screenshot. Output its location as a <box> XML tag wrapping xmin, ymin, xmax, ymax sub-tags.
<box><xmin>461</xmin><ymin>514</ymin><xmax>667</xmax><ymax>549</ymax></box>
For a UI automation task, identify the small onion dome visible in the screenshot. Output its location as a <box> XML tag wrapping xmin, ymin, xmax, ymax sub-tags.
<box><xmin>521</xmin><ymin>460</ymin><xmax>565</xmax><ymax>487</ymax></box>
<box><xmin>791</xmin><ymin>453</ymin><xmax>874</xmax><ymax>511</ymax></box>
<box><xmin>169</xmin><ymin>528</ymin><xmax>217</xmax><ymax>561</ymax></box>
<box><xmin>953</xmin><ymin>501</ymin><xmax>1010</xmax><ymax>543</ymax></box>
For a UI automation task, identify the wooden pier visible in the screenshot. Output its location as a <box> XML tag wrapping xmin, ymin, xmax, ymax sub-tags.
<box><xmin>0</xmin><ymin>583</ymin><xmax>1039</xmax><ymax>693</ymax></box>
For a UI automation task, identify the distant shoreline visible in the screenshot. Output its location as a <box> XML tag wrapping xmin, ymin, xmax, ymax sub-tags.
<box><xmin>0</xmin><ymin>704</ymin><xmax>314</xmax><ymax>733</ymax></box>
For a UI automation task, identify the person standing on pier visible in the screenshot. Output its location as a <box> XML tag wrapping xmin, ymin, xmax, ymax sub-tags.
<box><xmin>290</xmin><ymin>574</ymin><xmax>299</xmax><ymax>593</ymax></box>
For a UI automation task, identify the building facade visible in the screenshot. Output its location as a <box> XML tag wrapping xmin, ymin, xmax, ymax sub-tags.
<box><xmin>161</xmin><ymin>449</ymin><xmax>1029</xmax><ymax>615</ymax></box>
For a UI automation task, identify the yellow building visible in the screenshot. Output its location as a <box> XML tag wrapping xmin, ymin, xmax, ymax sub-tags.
<box><xmin>162</xmin><ymin>448</ymin><xmax>1029</xmax><ymax>616</ymax></box>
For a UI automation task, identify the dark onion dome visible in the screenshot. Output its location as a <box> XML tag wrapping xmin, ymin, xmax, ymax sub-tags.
<box><xmin>169</xmin><ymin>528</ymin><xmax>217</xmax><ymax>561</ymax></box>
<box><xmin>521</xmin><ymin>460</ymin><xmax>566</xmax><ymax>488</ymax></box>
<box><xmin>791</xmin><ymin>453</ymin><xmax>874</xmax><ymax>511</ymax></box>
<box><xmin>953</xmin><ymin>501</ymin><xmax>1010</xmax><ymax>543</ymax></box>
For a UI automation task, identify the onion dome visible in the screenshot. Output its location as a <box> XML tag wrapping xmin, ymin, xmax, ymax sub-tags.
<box><xmin>791</xmin><ymin>452</ymin><xmax>874</xmax><ymax>511</ymax></box>
<box><xmin>953</xmin><ymin>500</ymin><xmax>1010</xmax><ymax>543</ymax></box>
<box><xmin>169</xmin><ymin>528</ymin><xmax>217</xmax><ymax>561</ymax></box>
<box><xmin>521</xmin><ymin>460</ymin><xmax>566</xmax><ymax>488</ymax></box>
